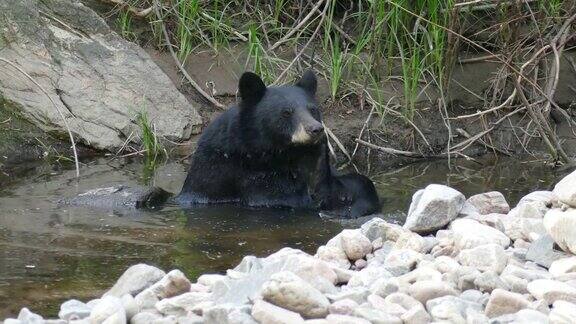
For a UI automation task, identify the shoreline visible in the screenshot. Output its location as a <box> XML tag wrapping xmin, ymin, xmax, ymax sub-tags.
<box><xmin>4</xmin><ymin>170</ymin><xmax>576</xmax><ymax>324</ymax></box>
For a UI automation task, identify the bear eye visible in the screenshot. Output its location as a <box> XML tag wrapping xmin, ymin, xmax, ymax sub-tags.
<box><xmin>282</xmin><ymin>109</ymin><xmax>293</xmax><ymax>118</ymax></box>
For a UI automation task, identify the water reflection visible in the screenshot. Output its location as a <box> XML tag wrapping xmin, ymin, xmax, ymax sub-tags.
<box><xmin>0</xmin><ymin>156</ymin><xmax>565</xmax><ymax>318</ymax></box>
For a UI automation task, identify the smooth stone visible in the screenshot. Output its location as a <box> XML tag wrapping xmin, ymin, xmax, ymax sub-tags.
<box><xmin>136</xmin><ymin>270</ymin><xmax>191</xmax><ymax>304</ymax></box>
<box><xmin>520</xmin><ymin>190</ymin><xmax>558</xmax><ymax>207</ymax></box>
<box><xmin>459</xmin><ymin>289</ymin><xmax>488</xmax><ymax>305</ymax></box>
<box><xmin>425</xmin><ymin>295</ymin><xmax>482</xmax><ymax>323</ymax></box>
<box><xmin>340</xmin><ymin>229</ymin><xmax>372</xmax><ymax>261</ymax></box>
<box><xmin>408</xmin><ymin>280</ymin><xmax>458</xmax><ymax>304</ymax></box>
<box><xmin>553</xmin><ymin>170</ymin><xmax>576</xmax><ymax>207</ymax></box>
<box><xmin>473</xmin><ymin>270</ymin><xmax>510</xmax><ymax>293</ymax></box>
<box><xmin>130</xmin><ymin>311</ymin><xmax>163</xmax><ymax>324</ymax></box>
<box><xmin>484</xmin><ymin>289</ymin><xmax>530</xmax><ymax>318</ymax></box>
<box><xmin>104</xmin><ymin>264</ymin><xmax>166</xmax><ymax>297</ymax></box>
<box><xmin>261</xmin><ymin>271</ymin><xmax>329</xmax><ymax>319</ymax></box>
<box><xmin>433</xmin><ymin>256</ymin><xmax>461</xmax><ymax>274</ymax></box>
<box><xmin>401</xmin><ymin>305</ymin><xmax>431</xmax><ymax>324</ymax></box>
<box><xmin>16</xmin><ymin>308</ymin><xmax>44</xmax><ymax>324</ymax></box>
<box><xmin>398</xmin><ymin>266</ymin><xmax>442</xmax><ymax>285</ymax></box>
<box><xmin>527</xmin><ymin>279</ymin><xmax>576</xmax><ymax>304</ymax></box>
<box><xmin>550</xmin><ymin>300</ymin><xmax>576</xmax><ymax>324</ymax></box>
<box><xmin>328</xmin><ymin>299</ymin><xmax>358</xmax><ymax>315</ymax></box>
<box><xmin>251</xmin><ymin>300</ymin><xmax>305</xmax><ymax>324</ymax></box>
<box><xmin>383</xmin><ymin>249</ymin><xmax>422</xmax><ymax>276</ymax></box>
<box><xmin>394</xmin><ymin>231</ymin><xmax>427</xmax><ymax>253</ymax></box>
<box><xmin>384</xmin><ymin>292</ymin><xmax>423</xmax><ymax>310</ymax></box>
<box><xmin>120</xmin><ymin>295</ymin><xmax>138</xmax><ymax>320</ymax></box>
<box><xmin>457</xmin><ymin>244</ymin><xmax>509</xmax><ymax>274</ymax></box>
<box><xmin>315</xmin><ymin>246</ymin><xmax>350</xmax><ymax>270</ymax></box>
<box><xmin>326</xmin><ymin>287</ymin><xmax>370</xmax><ymax>304</ymax></box>
<box><xmin>360</xmin><ymin>217</ymin><xmax>403</xmax><ymax>242</ymax></box>
<box><xmin>89</xmin><ymin>296</ymin><xmax>126</xmax><ymax>324</ymax></box>
<box><xmin>467</xmin><ymin>191</ymin><xmax>510</xmax><ymax>215</ymax></box>
<box><xmin>59</xmin><ymin>299</ymin><xmax>92</xmax><ymax>321</ymax></box>
<box><xmin>370</xmin><ymin>277</ymin><xmax>401</xmax><ymax>298</ymax></box>
<box><xmin>404</xmin><ymin>184</ymin><xmax>466</xmax><ymax>234</ymax></box>
<box><xmin>347</xmin><ymin>266</ymin><xmax>392</xmax><ymax>288</ymax></box>
<box><xmin>155</xmin><ymin>292</ymin><xmax>212</xmax><ymax>316</ymax></box>
<box><xmin>544</xmin><ymin>208</ymin><xmax>576</xmax><ymax>254</ymax></box>
<box><xmin>450</xmin><ymin>219</ymin><xmax>510</xmax><ymax>251</ymax></box>
<box><xmin>352</xmin><ymin>306</ymin><xmax>402</xmax><ymax>324</ymax></box>
<box><xmin>367</xmin><ymin>294</ymin><xmax>406</xmax><ymax>317</ymax></box>
<box><xmin>550</xmin><ymin>257</ymin><xmax>576</xmax><ymax>278</ymax></box>
<box><xmin>324</xmin><ymin>314</ymin><xmax>371</xmax><ymax>324</ymax></box>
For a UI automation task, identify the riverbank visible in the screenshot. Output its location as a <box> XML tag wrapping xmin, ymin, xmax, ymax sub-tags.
<box><xmin>4</xmin><ymin>169</ymin><xmax>576</xmax><ymax>323</ymax></box>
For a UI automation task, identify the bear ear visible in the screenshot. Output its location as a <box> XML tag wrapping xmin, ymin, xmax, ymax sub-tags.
<box><xmin>239</xmin><ymin>72</ymin><xmax>266</xmax><ymax>105</ymax></box>
<box><xmin>296</xmin><ymin>70</ymin><xmax>317</xmax><ymax>96</ymax></box>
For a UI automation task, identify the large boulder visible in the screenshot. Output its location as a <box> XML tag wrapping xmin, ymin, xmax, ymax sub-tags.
<box><xmin>466</xmin><ymin>191</ymin><xmax>510</xmax><ymax>215</ymax></box>
<box><xmin>0</xmin><ymin>0</ymin><xmax>201</xmax><ymax>151</ymax></box>
<box><xmin>404</xmin><ymin>184</ymin><xmax>466</xmax><ymax>233</ymax></box>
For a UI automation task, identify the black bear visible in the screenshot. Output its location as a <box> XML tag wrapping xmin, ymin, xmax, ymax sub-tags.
<box><xmin>177</xmin><ymin>71</ymin><xmax>380</xmax><ymax>217</ymax></box>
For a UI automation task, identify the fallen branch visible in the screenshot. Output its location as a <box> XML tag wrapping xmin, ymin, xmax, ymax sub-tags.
<box><xmin>355</xmin><ymin>139</ymin><xmax>429</xmax><ymax>158</ymax></box>
<box><xmin>152</xmin><ymin>0</ymin><xmax>225</xmax><ymax>109</ymax></box>
<box><xmin>0</xmin><ymin>58</ymin><xmax>80</xmax><ymax>177</ymax></box>
<box><xmin>100</xmin><ymin>0</ymin><xmax>153</xmax><ymax>18</ymax></box>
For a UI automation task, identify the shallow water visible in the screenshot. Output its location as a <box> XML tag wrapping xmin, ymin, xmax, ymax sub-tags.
<box><xmin>0</xmin><ymin>156</ymin><xmax>565</xmax><ymax>318</ymax></box>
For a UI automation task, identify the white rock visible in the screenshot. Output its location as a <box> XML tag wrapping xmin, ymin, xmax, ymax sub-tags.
<box><xmin>401</xmin><ymin>305</ymin><xmax>431</xmax><ymax>324</ymax></box>
<box><xmin>457</xmin><ymin>244</ymin><xmax>509</xmax><ymax>274</ymax></box>
<box><xmin>484</xmin><ymin>289</ymin><xmax>530</xmax><ymax>318</ymax></box>
<box><xmin>134</xmin><ymin>270</ymin><xmax>191</xmax><ymax>310</ymax></box>
<box><xmin>326</xmin><ymin>287</ymin><xmax>370</xmax><ymax>304</ymax></box>
<box><xmin>347</xmin><ymin>266</ymin><xmax>392</xmax><ymax>288</ymax></box>
<box><xmin>360</xmin><ymin>217</ymin><xmax>403</xmax><ymax>242</ymax></box>
<box><xmin>370</xmin><ymin>277</ymin><xmax>401</xmax><ymax>298</ymax></box>
<box><xmin>509</xmin><ymin>201</ymin><xmax>548</xmax><ymax>219</ymax></box>
<box><xmin>352</xmin><ymin>306</ymin><xmax>402</xmax><ymax>324</ymax></box>
<box><xmin>527</xmin><ymin>279</ymin><xmax>576</xmax><ymax>304</ymax></box>
<box><xmin>433</xmin><ymin>256</ymin><xmax>461</xmax><ymax>274</ymax></box>
<box><xmin>120</xmin><ymin>295</ymin><xmax>138</xmax><ymax>320</ymax></box>
<box><xmin>16</xmin><ymin>308</ymin><xmax>43</xmax><ymax>324</ymax></box>
<box><xmin>408</xmin><ymin>280</ymin><xmax>457</xmax><ymax>304</ymax></box>
<box><xmin>197</xmin><ymin>274</ymin><xmax>228</xmax><ymax>289</ymax></box>
<box><xmin>425</xmin><ymin>295</ymin><xmax>482</xmax><ymax>323</ymax></box>
<box><xmin>473</xmin><ymin>270</ymin><xmax>510</xmax><ymax>293</ymax></box>
<box><xmin>367</xmin><ymin>294</ymin><xmax>407</xmax><ymax>317</ymax></box>
<box><xmin>251</xmin><ymin>300</ymin><xmax>304</xmax><ymax>324</ymax></box>
<box><xmin>281</xmin><ymin>254</ymin><xmax>338</xmax><ymax>293</ymax></box>
<box><xmin>155</xmin><ymin>292</ymin><xmax>211</xmax><ymax>316</ymax></box>
<box><xmin>465</xmin><ymin>213</ymin><xmax>506</xmax><ymax>232</ymax></box>
<box><xmin>544</xmin><ymin>208</ymin><xmax>576</xmax><ymax>254</ymax></box>
<box><xmin>399</xmin><ymin>266</ymin><xmax>443</xmax><ymax>285</ymax></box>
<box><xmin>550</xmin><ymin>257</ymin><xmax>576</xmax><ymax>278</ymax></box>
<box><xmin>554</xmin><ymin>170</ymin><xmax>576</xmax><ymax>207</ymax></box>
<box><xmin>467</xmin><ymin>191</ymin><xmax>510</xmax><ymax>215</ymax></box>
<box><xmin>520</xmin><ymin>191</ymin><xmax>559</xmax><ymax>209</ymax></box>
<box><xmin>404</xmin><ymin>184</ymin><xmax>466</xmax><ymax>233</ymax></box>
<box><xmin>340</xmin><ymin>229</ymin><xmax>372</xmax><ymax>261</ymax></box>
<box><xmin>59</xmin><ymin>299</ymin><xmax>92</xmax><ymax>321</ymax></box>
<box><xmin>89</xmin><ymin>296</ymin><xmax>126</xmax><ymax>324</ymax></box>
<box><xmin>104</xmin><ymin>264</ymin><xmax>165</xmax><ymax>297</ymax></box>
<box><xmin>550</xmin><ymin>300</ymin><xmax>576</xmax><ymax>324</ymax></box>
<box><xmin>325</xmin><ymin>314</ymin><xmax>371</xmax><ymax>324</ymax></box>
<box><xmin>328</xmin><ymin>299</ymin><xmax>358</xmax><ymax>315</ymax></box>
<box><xmin>450</xmin><ymin>218</ymin><xmax>510</xmax><ymax>251</ymax></box>
<box><xmin>394</xmin><ymin>231</ymin><xmax>426</xmax><ymax>253</ymax></box>
<box><xmin>520</xmin><ymin>217</ymin><xmax>547</xmax><ymax>242</ymax></box>
<box><xmin>261</xmin><ymin>271</ymin><xmax>329</xmax><ymax>318</ymax></box>
<box><xmin>383</xmin><ymin>249</ymin><xmax>422</xmax><ymax>275</ymax></box>
<box><xmin>458</xmin><ymin>201</ymin><xmax>480</xmax><ymax>218</ymax></box>
<box><xmin>384</xmin><ymin>292</ymin><xmax>423</xmax><ymax>310</ymax></box>
<box><xmin>130</xmin><ymin>311</ymin><xmax>163</xmax><ymax>324</ymax></box>
<box><xmin>315</xmin><ymin>246</ymin><xmax>350</xmax><ymax>270</ymax></box>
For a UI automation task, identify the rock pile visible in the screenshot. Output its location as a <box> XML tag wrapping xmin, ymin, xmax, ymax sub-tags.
<box><xmin>4</xmin><ymin>170</ymin><xmax>576</xmax><ymax>324</ymax></box>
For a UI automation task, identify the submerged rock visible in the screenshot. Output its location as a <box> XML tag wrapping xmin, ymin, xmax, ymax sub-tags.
<box><xmin>61</xmin><ymin>186</ymin><xmax>172</xmax><ymax>209</ymax></box>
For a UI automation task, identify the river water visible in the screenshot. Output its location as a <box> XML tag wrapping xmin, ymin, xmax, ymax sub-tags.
<box><xmin>0</xmin><ymin>156</ymin><xmax>563</xmax><ymax>317</ymax></box>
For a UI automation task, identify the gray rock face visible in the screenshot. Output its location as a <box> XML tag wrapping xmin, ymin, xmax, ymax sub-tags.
<box><xmin>0</xmin><ymin>0</ymin><xmax>201</xmax><ymax>151</ymax></box>
<box><xmin>526</xmin><ymin>234</ymin><xmax>569</xmax><ymax>268</ymax></box>
<box><xmin>404</xmin><ymin>184</ymin><xmax>466</xmax><ymax>233</ymax></box>
<box><xmin>105</xmin><ymin>264</ymin><xmax>166</xmax><ymax>297</ymax></box>
<box><xmin>467</xmin><ymin>191</ymin><xmax>510</xmax><ymax>215</ymax></box>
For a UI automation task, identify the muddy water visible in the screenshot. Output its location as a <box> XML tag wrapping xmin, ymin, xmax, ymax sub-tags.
<box><xmin>0</xmin><ymin>156</ymin><xmax>564</xmax><ymax>318</ymax></box>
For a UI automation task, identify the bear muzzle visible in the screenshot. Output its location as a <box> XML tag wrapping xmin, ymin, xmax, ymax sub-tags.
<box><xmin>291</xmin><ymin>122</ymin><xmax>324</xmax><ymax>144</ymax></box>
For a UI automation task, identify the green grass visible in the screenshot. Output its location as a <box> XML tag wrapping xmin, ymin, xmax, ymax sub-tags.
<box><xmin>136</xmin><ymin>110</ymin><xmax>165</xmax><ymax>168</ymax></box>
<box><xmin>116</xmin><ymin>9</ymin><xmax>136</xmax><ymax>41</ymax></box>
<box><xmin>142</xmin><ymin>0</ymin><xmax>565</xmax><ymax>123</ymax></box>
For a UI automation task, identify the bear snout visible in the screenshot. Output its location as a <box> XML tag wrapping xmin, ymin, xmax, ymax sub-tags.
<box><xmin>307</xmin><ymin>124</ymin><xmax>324</xmax><ymax>136</ymax></box>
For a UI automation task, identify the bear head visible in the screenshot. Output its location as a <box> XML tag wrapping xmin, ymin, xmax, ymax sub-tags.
<box><xmin>238</xmin><ymin>71</ymin><xmax>324</xmax><ymax>146</ymax></box>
